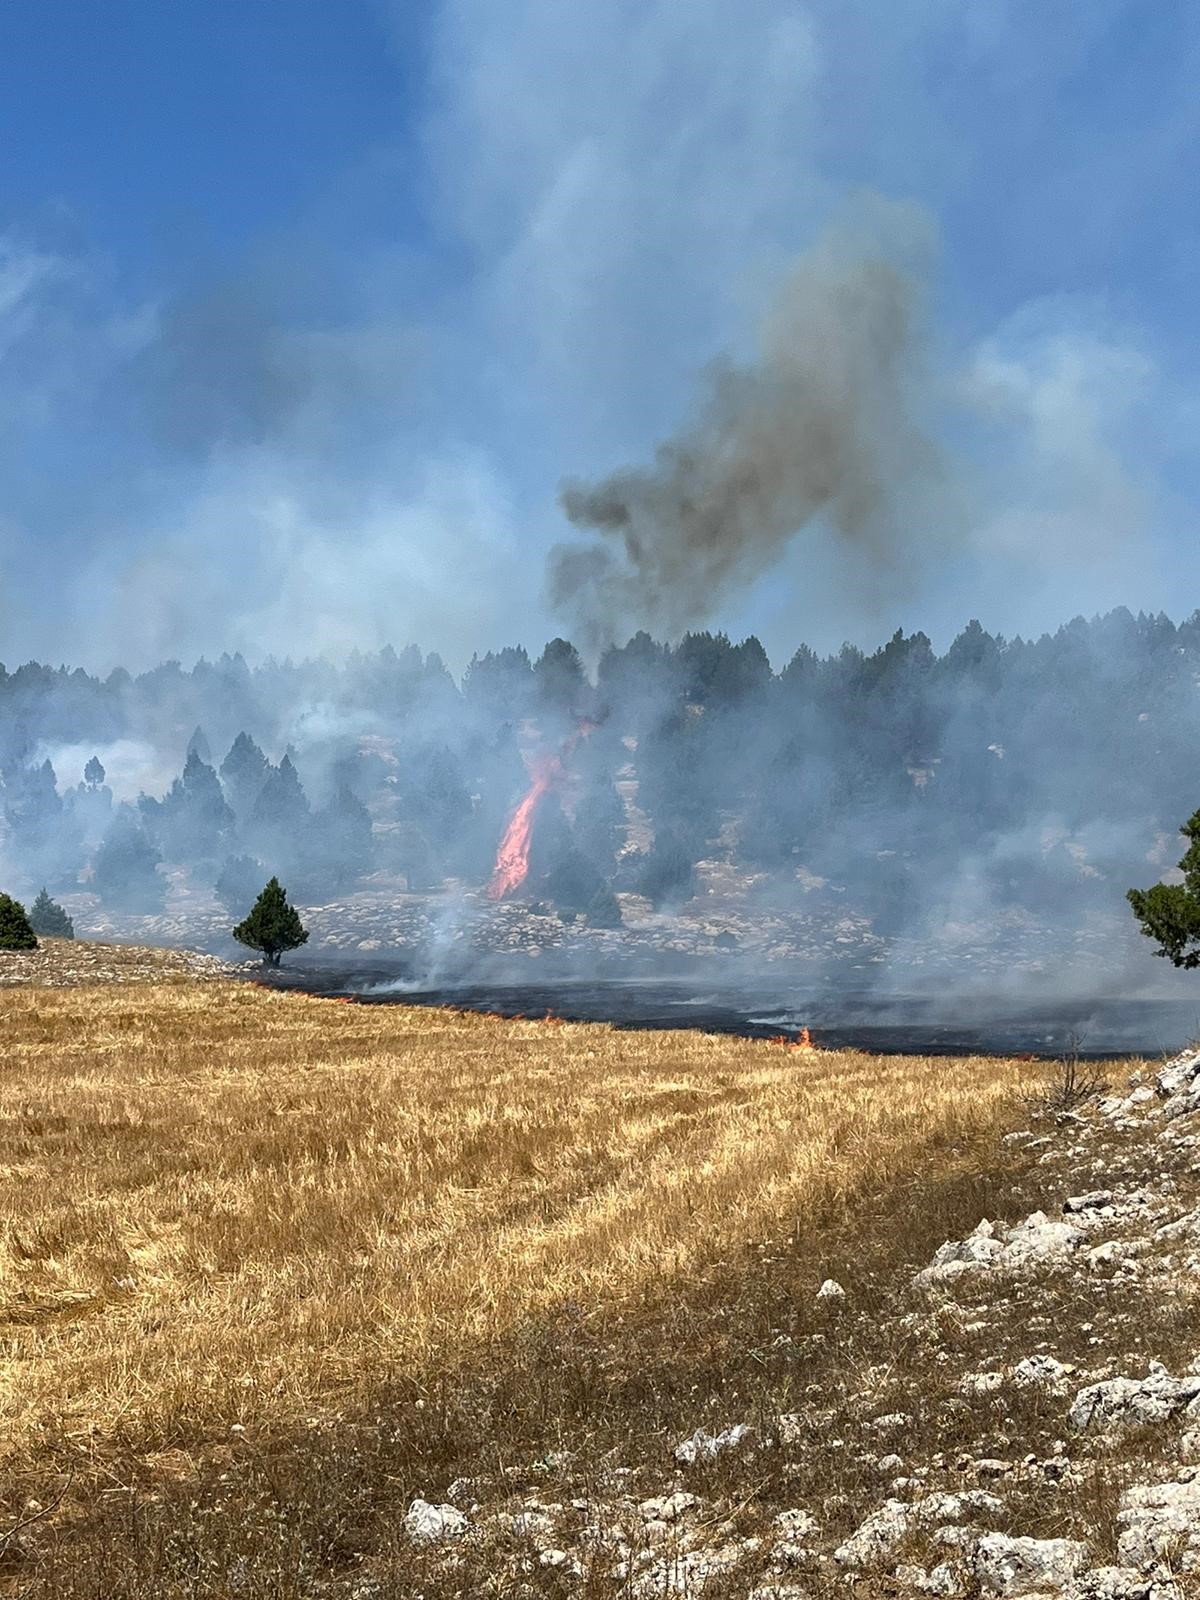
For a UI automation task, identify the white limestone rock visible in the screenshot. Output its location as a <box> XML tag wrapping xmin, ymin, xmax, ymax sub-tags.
<box><xmin>916</xmin><ymin>1213</ymin><xmax>1085</xmax><ymax>1289</ymax></box>
<box><xmin>1155</xmin><ymin>1049</ymin><xmax>1200</xmax><ymax>1100</ymax></box>
<box><xmin>403</xmin><ymin>1498</ymin><xmax>470</xmax><ymax>1543</ymax></box>
<box><xmin>960</xmin><ymin>1372</ymin><xmax>1006</xmax><ymax>1397</ymax></box>
<box><xmin>1002</xmin><ymin>1212</ymin><xmax>1088</xmax><ymax>1267</ymax></box>
<box><xmin>1063</xmin><ymin>1192</ymin><xmax>1115</xmax><ymax>1214</ymax></box>
<box><xmin>776</xmin><ymin>1414</ymin><xmax>805</xmax><ymax>1444</ymax></box>
<box><xmin>1069</xmin><ymin>1364</ymin><xmax>1200</xmax><ymax>1431</ymax></box>
<box><xmin>1012</xmin><ymin>1355</ymin><xmax>1076</xmax><ymax>1392</ymax></box>
<box><xmin>833</xmin><ymin>1491</ymin><xmax>1003</xmax><ymax>1571</ymax></box>
<box><xmin>1066</xmin><ymin>1567</ymin><xmax>1153</xmax><ymax>1600</ymax></box>
<box><xmin>674</xmin><ymin>1423</ymin><xmax>751</xmax><ymax>1464</ymax></box>
<box><xmin>1116</xmin><ymin>1478</ymin><xmax>1200</xmax><ymax>1571</ymax></box>
<box><xmin>925</xmin><ymin>1559</ymin><xmax>966</xmax><ymax>1595</ymax></box>
<box><xmin>639</xmin><ymin>1492</ymin><xmax>698</xmax><ymax>1523</ymax></box>
<box><xmin>916</xmin><ymin>1221</ymin><xmax>1006</xmax><ymax>1287</ymax></box>
<box><xmin>773</xmin><ymin>1509</ymin><xmax>818</xmax><ymax>1540</ymax></box>
<box><xmin>975</xmin><ymin>1533</ymin><xmax>1089</xmax><ymax>1596</ymax></box>
<box><xmin>870</xmin><ymin>1411</ymin><xmax>913</xmax><ymax>1433</ymax></box>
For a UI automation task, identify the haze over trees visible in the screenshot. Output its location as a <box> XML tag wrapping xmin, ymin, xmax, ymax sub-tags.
<box><xmin>0</xmin><ymin>608</ymin><xmax>1198</xmax><ymax>939</ymax></box>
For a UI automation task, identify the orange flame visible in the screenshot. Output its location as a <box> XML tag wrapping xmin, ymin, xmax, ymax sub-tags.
<box><xmin>768</xmin><ymin>1027</ymin><xmax>819</xmax><ymax>1051</ymax></box>
<box><xmin>486</xmin><ymin>757</ymin><xmax>561</xmax><ymax>900</ymax></box>
<box><xmin>487</xmin><ymin>725</ymin><xmax>593</xmax><ymax>901</ymax></box>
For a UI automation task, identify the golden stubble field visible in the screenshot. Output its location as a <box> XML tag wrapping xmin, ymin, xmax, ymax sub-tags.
<box><xmin>1</xmin><ymin>976</ymin><xmax>1051</xmax><ymax>1475</ymax></box>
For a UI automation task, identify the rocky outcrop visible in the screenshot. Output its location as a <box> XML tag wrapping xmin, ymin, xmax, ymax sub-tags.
<box><xmin>1069</xmin><ymin>1364</ymin><xmax>1200</xmax><ymax>1431</ymax></box>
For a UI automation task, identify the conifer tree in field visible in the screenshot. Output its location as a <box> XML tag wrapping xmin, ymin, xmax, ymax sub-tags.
<box><xmin>232</xmin><ymin>877</ymin><xmax>309</xmax><ymax>967</ymax></box>
<box><xmin>1129</xmin><ymin>809</ymin><xmax>1200</xmax><ymax>967</ymax></box>
<box><xmin>0</xmin><ymin>894</ymin><xmax>37</xmax><ymax>950</ymax></box>
<box><xmin>28</xmin><ymin>887</ymin><xmax>73</xmax><ymax>938</ymax></box>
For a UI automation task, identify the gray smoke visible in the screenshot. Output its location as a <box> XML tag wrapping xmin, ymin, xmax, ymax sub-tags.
<box><xmin>550</xmin><ymin>203</ymin><xmax>946</xmax><ymax>646</ymax></box>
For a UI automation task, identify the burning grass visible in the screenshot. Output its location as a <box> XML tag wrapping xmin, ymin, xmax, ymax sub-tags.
<box><xmin>0</xmin><ymin>975</ymin><xmax>1064</xmax><ymax>1593</ymax></box>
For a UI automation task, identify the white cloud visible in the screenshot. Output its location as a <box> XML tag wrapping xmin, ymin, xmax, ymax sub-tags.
<box><xmin>961</xmin><ymin>299</ymin><xmax>1168</xmax><ymax>600</ymax></box>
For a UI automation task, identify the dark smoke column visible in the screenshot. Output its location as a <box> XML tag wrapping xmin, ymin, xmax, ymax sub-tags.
<box><xmin>548</xmin><ymin>199</ymin><xmax>947</xmax><ymax>650</ymax></box>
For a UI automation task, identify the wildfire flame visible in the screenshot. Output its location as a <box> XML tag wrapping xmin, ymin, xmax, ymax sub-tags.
<box><xmin>487</xmin><ymin>724</ymin><xmax>594</xmax><ymax>901</ymax></box>
<box><xmin>768</xmin><ymin>1027</ymin><xmax>820</xmax><ymax>1051</ymax></box>
<box><xmin>486</xmin><ymin>754</ymin><xmax>563</xmax><ymax>900</ymax></box>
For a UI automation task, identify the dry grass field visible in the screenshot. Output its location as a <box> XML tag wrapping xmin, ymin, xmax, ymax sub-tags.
<box><xmin>0</xmin><ymin>959</ymin><xmax>1064</xmax><ymax>1596</ymax></box>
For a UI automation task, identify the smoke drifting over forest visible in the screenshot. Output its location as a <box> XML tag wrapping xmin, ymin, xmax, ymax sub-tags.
<box><xmin>0</xmin><ymin>609</ymin><xmax>1194</xmax><ymax>996</ymax></box>
<box><xmin>551</xmin><ymin>206</ymin><xmax>946</xmax><ymax>647</ymax></box>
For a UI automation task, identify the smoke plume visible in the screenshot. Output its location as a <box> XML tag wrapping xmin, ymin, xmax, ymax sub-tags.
<box><xmin>550</xmin><ymin>202</ymin><xmax>947</xmax><ymax>646</ymax></box>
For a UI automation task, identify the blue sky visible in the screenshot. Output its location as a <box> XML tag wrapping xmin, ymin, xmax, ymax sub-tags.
<box><xmin>1</xmin><ymin>1</ymin><xmax>1198</xmax><ymax>670</ymax></box>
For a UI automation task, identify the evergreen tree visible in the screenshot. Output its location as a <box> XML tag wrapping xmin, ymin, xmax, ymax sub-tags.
<box><xmin>1129</xmin><ymin>810</ymin><xmax>1200</xmax><ymax>967</ymax></box>
<box><xmin>220</xmin><ymin>733</ymin><xmax>270</xmax><ymax>818</ymax></box>
<box><xmin>250</xmin><ymin>755</ymin><xmax>309</xmax><ymax>834</ymax></box>
<box><xmin>232</xmin><ymin>877</ymin><xmax>309</xmax><ymax>966</ymax></box>
<box><xmin>573</xmin><ymin>779</ymin><xmax>627</xmax><ymax>871</ymax></box>
<box><xmin>309</xmin><ymin>784</ymin><xmax>374</xmax><ymax>894</ymax></box>
<box><xmin>458</xmin><ymin>727</ymin><xmax>528</xmax><ymax>880</ymax></box>
<box><xmin>637</xmin><ymin>829</ymin><xmax>698</xmax><ymax>909</ymax></box>
<box><xmin>0</xmin><ymin>894</ymin><xmax>37</xmax><ymax>950</ymax></box>
<box><xmin>92</xmin><ymin>805</ymin><xmax>165</xmax><ymax>911</ymax></box>
<box><xmin>533</xmin><ymin>638</ymin><xmax>587</xmax><ymax>719</ymax></box>
<box><xmin>584</xmin><ymin>880</ymin><xmax>623</xmax><ymax>928</ymax></box>
<box><xmin>410</xmin><ymin>746</ymin><xmax>472</xmax><ymax>847</ymax></box>
<box><xmin>542</xmin><ymin>842</ymin><xmax>598</xmax><ymax>914</ymax></box>
<box><xmin>28</xmin><ymin>887</ymin><xmax>73</xmax><ymax>938</ymax></box>
<box><xmin>463</xmin><ymin>646</ymin><xmax>535</xmax><ymax>726</ymax></box>
<box><xmin>245</xmin><ymin>754</ymin><xmax>310</xmax><ymax>879</ymax></box>
<box><xmin>3</xmin><ymin>759</ymin><xmax>84</xmax><ymax>889</ymax></box>
<box><xmin>186</xmin><ymin>725</ymin><xmax>212</xmax><ymax>765</ymax></box>
<box><xmin>68</xmin><ymin>760</ymin><xmax>114</xmax><ymax>846</ymax></box>
<box><xmin>153</xmin><ymin>750</ymin><xmax>234</xmax><ymax>863</ymax></box>
<box><xmin>636</xmin><ymin>708</ymin><xmax>720</xmax><ymax>858</ymax></box>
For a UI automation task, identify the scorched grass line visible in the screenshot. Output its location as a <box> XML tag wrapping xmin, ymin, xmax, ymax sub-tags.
<box><xmin>0</xmin><ymin>981</ymin><xmax>1053</xmax><ymax>1484</ymax></box>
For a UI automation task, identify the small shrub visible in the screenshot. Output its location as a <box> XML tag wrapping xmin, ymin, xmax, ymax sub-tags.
<box><xmin>1027</xmin><ymin>1035</ymin><xmax>1108</xmax><ymax>1116</ymax></box>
